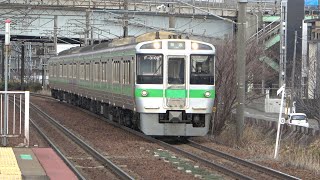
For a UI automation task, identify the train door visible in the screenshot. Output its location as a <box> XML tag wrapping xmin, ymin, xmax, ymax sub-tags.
<box><xmin>164</xmin><ymin>56</ymin><xmax>188</xmax><ymax>109</ymax></box>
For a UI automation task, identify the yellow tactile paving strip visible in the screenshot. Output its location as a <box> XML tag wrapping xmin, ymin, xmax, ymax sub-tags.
<box><xmin>0</xmin><ymin>148</ymin><xmax>22</xmax><ymax>180</ymax></box>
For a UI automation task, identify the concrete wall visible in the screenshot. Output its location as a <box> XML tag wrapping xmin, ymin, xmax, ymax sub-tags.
<box><xmin>264</xmin><ymin>98</ymin><xmax>284</xmax><ymax>113</ymax></box>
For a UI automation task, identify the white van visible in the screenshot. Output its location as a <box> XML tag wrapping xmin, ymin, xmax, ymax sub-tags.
<box><xmin>287</xmin><ymin>113</ymin><xmax>309</xmax><ymax>128</ymax></box>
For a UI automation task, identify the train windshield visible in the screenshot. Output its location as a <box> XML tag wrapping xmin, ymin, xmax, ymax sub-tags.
<box><xmin>190</xmin><ymin>55</ymin><xmax>214</xmax><ymax>85</ymax></box>
<box><xmin>137</xmin><ymin>54</ymin><xmax>163</xmax><ymax>84</ymax></box>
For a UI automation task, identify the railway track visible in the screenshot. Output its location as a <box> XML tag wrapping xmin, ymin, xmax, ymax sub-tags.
<box><xmin>31</xmin><ymin>93</ymin><xmax>300</xmax><ymax>179</ymax></box>
<box><xmin>20</xmin><ymin>95</ymin><xmax>134</xmax><ymax>180</ymax></box>
<box><xmin>185</xmin><ymin>140</ymin><xmax>300</xmax><ymax>180</ymax></box>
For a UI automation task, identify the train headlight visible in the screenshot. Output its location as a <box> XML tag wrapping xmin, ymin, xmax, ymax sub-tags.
<box><xmin>141</xmin><ymin>90</ymin><xmax>148</xmax><ymax>97</ymax></box>
<box><xmin>153</xmin><ymin>42</ymin><xmax>161</xmax><ymax>49</ymax></box>
<box><xmin>191</xmin><ymin>42</ymin><xmax>199</xmax><ymax>50</ymax></box>
<box><xmin>204</xmin><ymin>91</ymin><xmax>211</xmax><ymax>98</ymax></box>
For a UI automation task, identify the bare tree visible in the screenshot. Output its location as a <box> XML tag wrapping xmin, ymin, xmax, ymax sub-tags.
<box><xmin>210</xmin><ymin>37</ymin><xmax>276</xmax><ymax>135</ymax></box>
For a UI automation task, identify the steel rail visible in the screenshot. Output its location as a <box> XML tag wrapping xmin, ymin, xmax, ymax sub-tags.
<box><xmin>10</xmin><ymin>97</ymin><xmax>86</xmax><ymax>180</ymax></box>
<box><xmin>30</xmin><ymin>118</ymin><xmax>87</xmax><ymax>180</ymax></box>
<box><xmin>65</xmin><ymin>103</ymin><xmax>253</xmax><ymax>180</ymax></box>
<box><xmin>29</xmin><ymin>102</ymin><xmax>135</xmax><ymax>180</ymax></box>
<box><xmin>187</xmin><ymin>140</ymin><xmax>300</xmax><ymax>180</ymax></box>
<box><xmin>33</xmin><ymin>94</ymin><xmax>299</xmax><ymax>180</ymax></box>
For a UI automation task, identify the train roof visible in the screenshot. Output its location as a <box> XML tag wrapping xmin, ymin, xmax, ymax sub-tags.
<box><xmin>57</xmin><ymin>31</ymin><xmax>181</xmax><ymax>56</ymax></box>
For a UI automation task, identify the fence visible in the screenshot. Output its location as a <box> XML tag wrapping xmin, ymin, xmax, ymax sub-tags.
<box><xmin>0</xmin><ymin>91</ymin><xmax>30</xmax><ymax>147</ymax></box>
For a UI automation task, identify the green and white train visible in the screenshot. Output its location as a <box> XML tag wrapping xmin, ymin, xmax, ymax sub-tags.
<box><xmin>48</xmin><ymin>32</ymin><xmax>215</xmax><ymax>137</ymax></box>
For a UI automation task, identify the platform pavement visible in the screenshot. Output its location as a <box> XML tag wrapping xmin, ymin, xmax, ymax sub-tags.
<box><xmin>244</xmin><ymin>107</ymin><xmax>319</xmax><ymax>130</ymax></box>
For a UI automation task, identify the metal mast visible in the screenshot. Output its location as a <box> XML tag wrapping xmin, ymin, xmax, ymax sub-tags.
<box><xmin>279</xmin><ymin>0</ymin><xmax>287</xmax><ymax>87</ymax></box>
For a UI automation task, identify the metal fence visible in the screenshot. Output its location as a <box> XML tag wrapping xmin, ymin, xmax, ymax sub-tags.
<box><xmin>0</xmin><ymin>91</ymin><xmax>30</xmax><ymax>147</ymax></box>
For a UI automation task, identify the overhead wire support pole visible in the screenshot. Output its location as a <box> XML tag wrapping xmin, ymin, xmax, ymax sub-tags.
<box><xmin>236</xmin><ymin>0</ymin><xmax>247</xmax><ymax>146</ymax></box>
<box><xmin>123</xmin><ymin>0</ymin><xmax>128</xmax><ymax>37</ymax></box>
<box><xmin>3</xmin><ymin>19</ymin><xmax>11</xmax><ymax>146</ymax></box>
<box><xmin>291</xmin><ymin>31</ymin><xmax>298</xmax><ymax>89</ymax></box>
<box><xmin>54</xmin><ymin>15</ymin><xmax>58</xmax><ymax>54</ymax></box>
<box><xmin>279</xmin><ymin>0</ymin><xmax>287</xmax><ymax>87</ymax></box>
<box><xmin>290</xmin><ymin>31</ymin><xmax>297</xmax><ymax>112</ymax></box>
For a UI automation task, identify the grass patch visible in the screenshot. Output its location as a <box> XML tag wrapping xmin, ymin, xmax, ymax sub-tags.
<box><xmin>214</xmin><ymin>124</ymin><xmax>320</xmax><ymax>174</ymax></box>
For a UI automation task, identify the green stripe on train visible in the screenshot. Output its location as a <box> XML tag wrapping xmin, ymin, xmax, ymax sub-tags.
<box><xmin>50</xmin><ymin>78</ymin><xmax>215</xmax><ymax>98</ymax></box>
<box><xmin>135</xmin><ymin>89</ymin><xmax>215</xmax><ymax>98</ymax></box>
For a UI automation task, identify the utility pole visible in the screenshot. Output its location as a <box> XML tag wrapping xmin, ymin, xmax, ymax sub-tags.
<box><xmin>168</xmin><ymin>3</ymin><xmax>176</xmax><ymax>30</ymax></box>
<box><xmin>41</xmin><ymin>42</ymin><xmax>45</xmax><ymax>88</ymax></box>
<box><xmin>279</xmin><ymin>0</ymin><xmax>287</xmax><ymax>87</ymax></box>
<box><xmin>192</xmin><ymin>0</ymin><xmax>195</xmax><ymax>14</ymax></box>
<box><xmin>85</xmin><ymin>10</ymin><xmax>90</xmax><ymax>45</ymax></box>
<box><xmin>3</xmin><ymin>19</ymin><xmax>11</xmax><ymax>146</ymax></box>
<box><xmin>21</xmin><ymin>42</ymin><xmax>25</xmax><ymax>90</ymax></box>
<box><xmin>123</xmin><ymin>0</ymin><xmax>128</xmax><ymax>37</ymax></box>
<box><xmin>1</xmin><ymin>43</ymin><xmax>4</xmax><ymax>82</ymax></box>
<box><xmin>261</xmin><ymin>24</ymin><xmax>266</xmax><ymax>94</ymax></box>
<box><xmin>290</xmin><ymin>31</ymin><xmax>297</xmax><ymax>112</ymax></box>
<box><xmin>236</xmin><ymin>0</ymin><xmax>247</xmax><ymax>146</ymax></box>
<box><xmin>54</xmin><ymin>15</ymin><xmax>58</xmax><ymax>54</ymax></box>
<box><xmin>89</xmin><ymin>0</ymin><xmax>94</xmax><ymax>44</ymax></box>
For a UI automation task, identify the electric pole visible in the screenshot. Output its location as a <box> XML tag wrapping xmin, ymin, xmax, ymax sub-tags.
<box><xmin>279</xmin><ymin>0</ymin><xmax>287</xmax><ymax>87</ymax></box>
<box><xmin>3</xmin><ymin>19</ymin><xmax>11</xmax><ymax>146</ymax></box>
<box><xmin>236</xmin><ymin>0</ymin><xmax>247</xmax><ymax>146</ymax></box>
<box><xmin>169</xmin><ymin>3</ymin><xmax>176</xmax><ymax>30</ymax></box>
<box><xmin>290</xmin><ymin>31</ymin><xmax>297</xmax><ymax>112</ymax></box>
<box><xmin>54</xmin><ymin>15</ymin><xmax>58</xmax><ymax>54</ymax></box>
<box><xmin>123</xmin><ymin>0</ymin><xmax>128</xmax><ymax>37</ymax></box>
<box><xmin>1</xmin><ymin>43</ymin><xmax>4</xmax><ymax>82</ymax></box>
<box><xmin>85</xmin><ymin>10</ymin><xmax>90</xmax><ymax>45</ymax></box>
<box><xmin>21</xmin><ymin>42</ymin><xmax>25</xmax><ymax>90</ymax></box>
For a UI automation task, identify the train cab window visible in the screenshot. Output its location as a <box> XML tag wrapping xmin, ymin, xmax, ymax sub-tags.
<box><xmin>190</xmin><ymin>55</ymin><xmax>214</xmax><ymax>85</ymax></box>
<box><xmin>137</xmin><ymin>54</ymin><xmax>163</xmax><ymax>84</ymax></box>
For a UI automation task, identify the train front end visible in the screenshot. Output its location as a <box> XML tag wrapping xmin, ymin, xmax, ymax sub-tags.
<box><xmin>135</xmin><ymin>39</ymin><xmax>215</xmax><ymax>136</ymax></box>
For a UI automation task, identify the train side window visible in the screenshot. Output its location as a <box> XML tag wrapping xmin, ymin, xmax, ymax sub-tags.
<box><xmin>80</xmin><ymin>63</ymin><xmax>84</xmax><ymax>80</ymax></box>
<box><xmin>68</xmin><ymin>63</ymin><xmax>72</xmax><ymax>78</ymax></box>
<box><xmin>101</xmin><ymin>62</ymin><xmax>106</xmax><ymax>82</ymax></box>
<box><xmin>118</xmin><ymin>61</ymin><xmax>120</xmax><ymax>83</ymax></box>
<box><xmin>85</xmin><ymin>63</ymin><xmax>90</xmax><ymax>81</ymax></box>
<box><xmin>94</xmin><ymin>62</ymin><xmax>99</xmax><ymax>81</ymax></box>
<box><xmin>113</xmin><ymin>61</ymin><xmax>120</xmax><ymax>83</ymax></box>
<box><xmin>53</xmin><ymin>64</ymin><xmax>56</xmax><ymax>77</ymax></box>
<box><xmin>128</xmin><ymin>61</ymin><xmax>131</xmax><ymax>84</ymax></box>
<box><xmin>59</xmin><ymin>64</ymin><xmax>63</xmax><ymax>78</ymax></box>
<box><xmin>99</xmin><ymin>62</ymin><xmax>102</xmax><ymax>82</ymax></box>
<box><xmin>123</xmin><ymin>61</ymin><xmax>126</xmax><ymax>84</ymax></box>
<box><xmin>123</xmin><ymin>60</ymin><xmax>131</xmax><ymax>84</ymax></box>
<box><xmin>64</xmin><ymin>64</ymin><xmax>67</xmax><ymax>78</ymax></box>
<box><xmin>73</xmin><ymin>63</ymin><xmax>77</xmax><ymax>78</ymax></box>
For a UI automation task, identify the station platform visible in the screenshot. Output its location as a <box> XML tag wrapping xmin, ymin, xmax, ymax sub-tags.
<box><xmin>0</xmin><ymin>147</ymin><xmax>77</xmax><ymax>180</ymax></box>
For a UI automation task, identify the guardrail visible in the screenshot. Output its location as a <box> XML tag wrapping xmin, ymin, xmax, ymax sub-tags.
<box><xmin>0</xmin><ymin>91</ymin><xmax>30</xmax><ymax>147</ymax></box>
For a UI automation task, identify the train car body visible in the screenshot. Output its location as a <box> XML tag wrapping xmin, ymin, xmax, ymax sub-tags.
<box><xmin>48</xmin><ymin>32</ymin><xmax>216</xmax><ymax>137</ymax></box>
